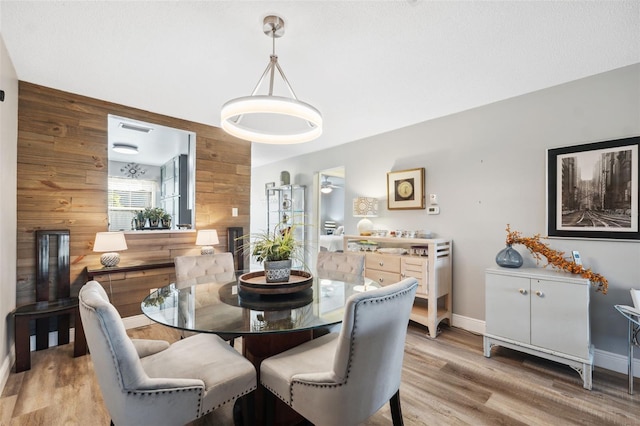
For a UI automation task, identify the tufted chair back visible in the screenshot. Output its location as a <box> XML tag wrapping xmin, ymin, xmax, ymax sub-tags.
<box><xmin>174</xmin><ymin>253</ymin><xmax>236</xmax><ymax>288</ymax></box>
<box><xmin>316</xmin><ymin>251</ymin><xmax>365</xmax><ymax>281</ymax></box>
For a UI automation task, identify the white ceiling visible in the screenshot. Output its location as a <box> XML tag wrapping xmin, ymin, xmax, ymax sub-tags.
<box><xmin>2</xmin><ymin>1</ymin><xmax>639</xmax><ymax>167</ymax></box>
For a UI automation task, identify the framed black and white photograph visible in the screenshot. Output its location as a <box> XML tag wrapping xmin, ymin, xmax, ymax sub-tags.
<box><xmin>547</xmin><ymin>136</ymin><xmax>639</xmax><ymax>240</ymax></box>
<box><xmin>387</xmin><ymin>168</ymin><xmax>426</xmax><ymax>210</ymax></box>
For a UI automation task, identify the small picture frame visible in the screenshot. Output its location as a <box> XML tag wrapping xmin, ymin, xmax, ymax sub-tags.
<box><xmin>547</xmin><ymin>136</ymin><xmax>639</xmax><ymax>240</ymax></box>
<box><xmin>387</xmin><ymin>168</ymin><xmax>426</xmax><ymax>210</ymax></box>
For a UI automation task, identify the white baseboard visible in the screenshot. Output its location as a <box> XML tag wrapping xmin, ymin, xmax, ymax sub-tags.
<box><xmin>451</xmin><ymin>313</ymin><xmax>485</xmax><ymax>335</ymax></box>
<box><xmin>0</xmin><ymin>345</ymin><xmax>15</xmax><ymax>394</ymax></box>
<box><xmin>29</xmin><ymin>328</ymin><xmax>76</xmax><ymax>351</ymax></box>
<box><xmin>122</xmin><ymin>314</ymin><xmax>155</xmax><ymax>329</ymax></box>
<box><xmin>23</xmin><ymin>316</ymin><xmax>152</xmax><ymax>351</ymax></box>
<box><xmin>452</xmin><ymin>314</ymin><xmax>639</xmax><ymax>378</ymax></box>
<box><xmin>594</xmin><ymin>347</ymin><xmax>640</xmax><ymax>378</ymax></box>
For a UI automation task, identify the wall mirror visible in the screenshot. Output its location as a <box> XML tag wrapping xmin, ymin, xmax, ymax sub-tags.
<box><xmin>107</xmin><ymin>114</ymin><xmax>196</xmax><ymax>231</ymax></box>
<box><xmin>317</xmin><ymin>167</ymin><xmax>345</xmax><ymax>253</ymax></box>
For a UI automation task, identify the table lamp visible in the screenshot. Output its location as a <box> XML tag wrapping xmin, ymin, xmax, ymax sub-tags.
<box><xmin>93</xmin><ymin>231</ymin><xmax>128</xmax><ymax>267</ymax></box>
<box><xmin>196</xmin><ymin>229</ymin><xmax>219</xmax><ymax>255</ymax></box>
<box><xmin>353</xmin><ymin>197</ymin><xmax>378</xmax><ymax>236</ymax></box>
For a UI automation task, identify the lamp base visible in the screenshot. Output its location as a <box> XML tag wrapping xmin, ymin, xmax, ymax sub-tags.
<box><xmin>201</xmin><ymin>246</ymin><xmax>215</xmax><ymax>255</ymax></box>
<box><xmin>357</xmin><ymin>218</ymin><xmax>373</xmax><ymax>236</ymax></box>
<box><xmin>100</xmin><ymin>252</ymin><xmax>120</xmax><ymax>267</ymax></box>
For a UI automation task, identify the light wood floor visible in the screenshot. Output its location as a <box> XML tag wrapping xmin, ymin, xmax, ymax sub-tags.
<box><xmin>1</xmin><ymin>323</ymin><xmax>639</xmax><ymax>425</ymax></box>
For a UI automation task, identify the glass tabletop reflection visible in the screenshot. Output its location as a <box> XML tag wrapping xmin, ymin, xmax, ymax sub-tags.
<box><xmin>141</xmin><ymin>270</ymin><xmax>378</xmax><ymax>336</ymax></box>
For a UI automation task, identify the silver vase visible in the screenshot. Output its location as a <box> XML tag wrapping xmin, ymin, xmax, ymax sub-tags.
<box><xmin>264</xmin><ymin>259</ymin><xmax>292</xmax><ymax>283</ymax></box>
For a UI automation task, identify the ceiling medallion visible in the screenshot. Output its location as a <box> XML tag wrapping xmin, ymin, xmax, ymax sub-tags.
<box><xmin>121</xmin><ymin>162</ymin><xmax>147</xmax><ymax>179</ymax></box>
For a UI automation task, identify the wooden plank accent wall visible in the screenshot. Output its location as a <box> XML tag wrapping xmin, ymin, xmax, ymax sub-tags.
<box><xmin>17</xmin><ymin>82</ymin><xmax>251</xmax><ymax>316</ymax></box>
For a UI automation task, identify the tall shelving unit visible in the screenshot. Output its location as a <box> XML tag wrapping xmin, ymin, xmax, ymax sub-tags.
<box><xmin>266</xmin><ymin>185</ymin><xmax>306</xmax><ymax>268</ymax></box>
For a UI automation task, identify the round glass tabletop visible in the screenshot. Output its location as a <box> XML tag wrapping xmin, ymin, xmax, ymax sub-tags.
<box><xmin>141</xmin><ymin>271</ymin><xmax>379</xmax><ymax>336</ymax></box>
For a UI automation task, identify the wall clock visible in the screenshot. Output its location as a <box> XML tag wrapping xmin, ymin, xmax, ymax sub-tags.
<box><xmin>121</xmin><ymin>162</ymin><xmax>147</xmax><ymax>179</ymax></box>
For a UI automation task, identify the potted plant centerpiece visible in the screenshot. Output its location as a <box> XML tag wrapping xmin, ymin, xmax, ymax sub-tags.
<box><xmin>249</xmin><ymin>221</ymin><xmax>303</xmax><ymax>283</ymax></box>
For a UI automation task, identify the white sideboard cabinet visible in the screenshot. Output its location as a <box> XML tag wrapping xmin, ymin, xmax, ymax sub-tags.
<box><xmin>484</xmin><ymin>267</ymin><xmax>593</xmax><ymax>389</ymax></box>
<box><xmin>344</xmin><ymin>236</ymin><xmax>452</xmax><ymax>338</ymax></box>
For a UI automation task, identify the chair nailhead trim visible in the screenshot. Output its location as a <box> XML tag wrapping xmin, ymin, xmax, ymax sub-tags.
<box><xmin>288</xmin><ymin>284</ymin><xmax>416</xmax><ymax>406</ymax></box>
<box><xmin>199</xmin><ymin>386</ymin><xmax>257</xmax><ymax>416</ymax></box>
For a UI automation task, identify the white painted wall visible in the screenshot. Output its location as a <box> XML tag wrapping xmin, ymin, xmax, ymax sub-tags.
<box><xmin>0</xmin><ymin>31</ymin><xmax>19</xmax><ymax>390</ymax></box>
<box><xmin>252</xmin><ymin>64</ymin><xmax>640</xmax><ymax>360</ymax></box>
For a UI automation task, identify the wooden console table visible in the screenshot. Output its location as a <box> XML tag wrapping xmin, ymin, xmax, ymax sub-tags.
<box><xmin>86</xmin><ymin>260</ymin><xmax>175</xmax><ymax>280</ymax></box>
<box><xmin>86</xmin><ymin>260</ymin><xmax>176</xmax><ymax>317</ymax></box>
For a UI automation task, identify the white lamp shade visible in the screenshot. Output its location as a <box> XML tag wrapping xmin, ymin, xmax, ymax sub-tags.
<box><xmin>196</xmin><ymin>229</ymin><xmax>219</xmax><ymax>255</ymax></box>
<box><xmin>93</xmin><ymin>232</ymin><xmax>128</xmax><ymax>252</ymax></box>
<box><xmin>353</xmin><ymin>197</ymin><xmax>378</xmax><ymax>217</ymax></box>
<box><xmin>196</xmin><ymin>230</ymin><xmax>219</xmax><ymax>246</ymax></box>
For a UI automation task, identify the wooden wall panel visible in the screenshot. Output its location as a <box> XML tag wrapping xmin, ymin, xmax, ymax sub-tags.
<box><xmin>16</xmin><ymin>82</ymin><xmax>252</xmax><ymax>315</ymax></box>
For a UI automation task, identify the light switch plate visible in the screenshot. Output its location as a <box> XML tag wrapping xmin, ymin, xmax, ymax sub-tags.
<box><xmin>429</xmin><ymin>193</ymin><xmax>438</xmax><ymax>204</ymax></box>
<box><xmin>427</xmin><ymin>206</ymin><xmax>440</xmax><ymax>215</ymax></box>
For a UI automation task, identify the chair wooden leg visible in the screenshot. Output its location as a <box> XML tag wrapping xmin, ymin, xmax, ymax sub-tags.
<box><xmin>390</xmin><ymin>389</ymin><xmax>404</xmax><ymax>426</ymax></box>
<box><xmin>241</xmin><ymin>391</ymin><xmax>254</xmax><ymax>426</ymax></box>
<box><xmin>264</xmin><ymin>388</ymin><xmax>275</xmax><ymax>426</ymax></box>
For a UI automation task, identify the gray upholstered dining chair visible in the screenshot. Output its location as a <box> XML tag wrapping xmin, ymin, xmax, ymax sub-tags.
<box><xmin>260</xmin><ymin>277</ymin><xmax>418</xmax><ymax>426</ymax></box>
<box><xmin>316</xmin><ymin>251</ymin><xmax>365</xmax><ymax>280</ymax></box>
<box><xmin>174</xmin><ymin>252</ymin><xmax>236</xmax><ymax>288</ymax></box>
<box><xmin>79</xmin><ymin>280</ymin><xmax>256</xmax><ymax>426</ymax></box>
<box><xmin>614</xmin><ymin>288</ymin><xmax>640</xmax><ymax>394</ymax></box>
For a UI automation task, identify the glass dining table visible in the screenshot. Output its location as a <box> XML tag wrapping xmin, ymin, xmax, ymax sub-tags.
<box><xmin>140</xmin><ymin>269</ymin><xmax>378</xmax><ymax>425</ymax></box>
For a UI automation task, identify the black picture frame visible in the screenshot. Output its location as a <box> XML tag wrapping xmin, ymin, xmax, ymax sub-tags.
<box><xmin>547</xmin><ymin>136</ymin><xmax>639</xmax><ymax>240</ymax></box>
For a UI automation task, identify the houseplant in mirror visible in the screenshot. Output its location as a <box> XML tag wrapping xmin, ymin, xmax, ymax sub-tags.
<box><xmin>132</xmin><ymin>210</ymin><xmax>146</xmax><ymax>230</ymax></box>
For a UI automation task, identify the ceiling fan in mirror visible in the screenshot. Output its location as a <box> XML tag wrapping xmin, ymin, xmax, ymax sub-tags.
<box><xmin>320</xmin><ymin>176</ymin><xmax>341</xmax><ymax>194</ymax></box>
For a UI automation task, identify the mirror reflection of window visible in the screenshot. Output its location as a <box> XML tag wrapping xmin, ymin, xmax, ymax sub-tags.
<box><xmin>107</xmin><ymin>115</ymin><xmax>196</xmax><ymax>231</ymax></box>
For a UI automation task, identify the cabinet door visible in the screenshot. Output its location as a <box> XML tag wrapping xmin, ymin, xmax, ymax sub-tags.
<box><xmin>401</xmin><ymin>257</ymin><xmax>427</xmax><ymax>295</ymax></box>
<box><xmin>485</xmin><ymin>273</ymin><xmax>530</xmax><ymax>343</ymax></box>
<box><xmin>530</xmin><ymin>279</ymin><xmax>590</xmax><ymax>359</ymax></box>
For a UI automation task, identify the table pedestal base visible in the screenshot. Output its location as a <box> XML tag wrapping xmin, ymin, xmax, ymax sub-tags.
<box><xmin>243</xmin><ymin>330</ymin><xmax>312</xmax><ymax>426</ymax></box>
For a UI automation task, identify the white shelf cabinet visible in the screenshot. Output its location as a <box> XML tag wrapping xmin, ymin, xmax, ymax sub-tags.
<box><xmin>266</xmin><ymin>185</ymin><xmax>305</xmax><ymax>268</ymax></box>
<box><xmin>484</xmin><ymin>267</ymin><xmax>593</xmax><ymax>389</ymax></box>
<box><xmin>344</xmin><ymin>236</ymin><xmax>452</xmax><ymax>338</ymax></box>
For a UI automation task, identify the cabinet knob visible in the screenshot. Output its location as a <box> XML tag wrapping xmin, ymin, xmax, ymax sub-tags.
<box><xmin>379</xmin><ymin>262</ymin><xmax>384</xmax><ymax>266</ymax></box>
<box><xmin>535</xmin><ymin>290</ymin><xmax>544</xmax><ymax>297</ymax></box>
<box><xmin>519</xmin><ymin>288</ymin><xmax>527</xmax><ymax>295</ymax></box>
<box><xmin>401</xmin><ymin>273</ymin><xmax>406</xmax><ymax>278</ymax></box>
<box><xmin>378</xmin><ymin>278</ymin><xmax>384</xmax><ymax>283</ymax></box>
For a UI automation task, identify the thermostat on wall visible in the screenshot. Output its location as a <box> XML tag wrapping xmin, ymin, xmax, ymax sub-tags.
<box><xmin>427</xmin><ymin>206</ymin><xmax>440</xmax><ymax>215</ymax></box>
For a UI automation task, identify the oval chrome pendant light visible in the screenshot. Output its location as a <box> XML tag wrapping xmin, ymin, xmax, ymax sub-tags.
<box><xmin>221</xmin><ymin>15</ymin><xmax>323</xmax><ymax>144</ymax></box>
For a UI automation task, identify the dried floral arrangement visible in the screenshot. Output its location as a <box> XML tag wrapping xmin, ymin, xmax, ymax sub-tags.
<box><xmin>504</xmin><ymin>224</ymin><xmax>608</xmax><ymax>294</ymax></box>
